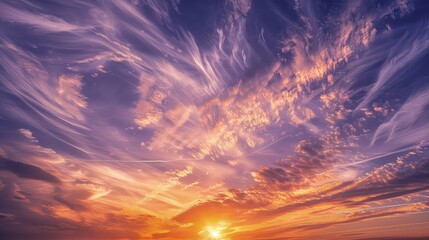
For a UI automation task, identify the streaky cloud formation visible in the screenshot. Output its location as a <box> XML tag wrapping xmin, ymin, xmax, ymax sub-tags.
<box><xmin>0</xmin><ymin>0</ymin><xmax>429</xmax><ymax>239</ymax></box>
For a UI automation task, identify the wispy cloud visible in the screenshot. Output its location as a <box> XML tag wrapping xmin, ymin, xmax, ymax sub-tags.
<box><xmin>1</xmin><ymin>0</ymin><xmax>428</xmax><ymax>239</ymax></box>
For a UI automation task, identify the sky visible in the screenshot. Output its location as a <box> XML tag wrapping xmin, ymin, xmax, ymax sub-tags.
<box><xmin>0</xmin><ymin>0</ymin><xmax>429</xmax><ymax>239</ymax></box>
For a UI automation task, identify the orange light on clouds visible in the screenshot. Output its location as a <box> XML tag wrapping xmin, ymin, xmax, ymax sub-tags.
<box><xmin>1</xmin><ymin>1</ymin><xmax>428</xmax><ymax>240</ymax></box>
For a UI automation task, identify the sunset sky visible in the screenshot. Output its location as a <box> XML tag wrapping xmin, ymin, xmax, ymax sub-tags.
<box><xmin>1</xmin><ymin>0</ymin><xmax>429</xmax><ymax>239</ymax></box>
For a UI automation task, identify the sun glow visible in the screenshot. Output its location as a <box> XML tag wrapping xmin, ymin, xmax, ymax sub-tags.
<box><xmin>209</xmin><ymin>229</ymin><xmax>220</xmax><ymax>238</ymax></box>
<box><xmin>201</xmin><ymin>222</ymin><xmax>229</xmax><ymax>239</ymax></box>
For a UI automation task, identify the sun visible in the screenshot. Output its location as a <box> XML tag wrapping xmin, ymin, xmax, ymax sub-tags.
<box><xmin>209</xmin><ymin>229</ymin><xmax>220</xmax><ymax>238</ymax></box>
<box><xmin>200</xmin><ymin>222</ymin><xmax>229</xmax><ymax>239</ymax></box>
